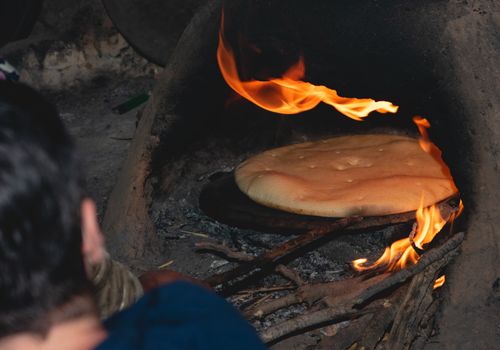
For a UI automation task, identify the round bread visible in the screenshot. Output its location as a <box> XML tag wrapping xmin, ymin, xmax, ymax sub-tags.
<box><xmin>235</xmin><ymin>134</ymin><xmax>457</xmax><ymax>217</ymax></box>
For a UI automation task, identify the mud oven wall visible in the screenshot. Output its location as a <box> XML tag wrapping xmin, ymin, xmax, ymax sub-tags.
<box><xmin>103</xmin><ymin>0</ymin><xmax>499</xmax><ymax>348</ymax></box>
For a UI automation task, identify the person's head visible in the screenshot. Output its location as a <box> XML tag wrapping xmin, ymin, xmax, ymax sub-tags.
<box><xmin>0</xmin><ymin>81</ymin><xmax>105</xmax><ymax>339</ymax></box>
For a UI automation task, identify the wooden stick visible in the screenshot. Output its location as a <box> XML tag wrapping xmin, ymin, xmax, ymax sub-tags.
<box><xmin>358</xmin><ymin>293</ymin><xmax>402</xmax><ymax>349</ymax></box>
<box><xmin>203</xmin><ymin>216</ymin><xmax>362</xmax><ymax>288</ymax></box>
<box><xmin>196</xmin><ymin>241</ymin><xmax>305</xmax><ymax>288</ymax></box>
<box><xmin>245</xmin><ymin>275</ymin><xmax>386</xmax><ymax>319</ymax></box>
<box><xmin>383</xmin><ymin>255</ymin><xmax>446</xmax><ymax>349</ymax></box>
<box><xmin>275</xmin><ymin>264</ymin><xmax>304</xmax><ymax>286</ymax></box>
<box><xmin>316</xmin><ymin>314</ymin><xmax>374</xmax><ymax>350</ymax></box>
<box><xmin>195</xmin><ymin>241</ymin><xmax>255</xmax><ymax>262</ymax></box>
<box><xmin>353</xmin><ymin>232</ymin><xmax>464</xmax><ymax>306</ymax></box>
<box><xmin>261</xmin><ymin>298</ymin><xmax>388</xmax><ymax>344</ymax></box>
<box><xmin>235</xmin><ymin>284</ymin><xmax>295</xmax><ymax>295</ymax></box>
<box><xmin>315</xmin><ymin>287</ymin><xmax>405</xmax><ymax>350</ymax></box>
<box><xmin>257</xmin><ymin>232</ymin><xmax>464</xmax><ymax>344</ymax></box>
<box><xmin>409</xmin><ymin>300</ymin><xmax>439</xmax><ymax>350</ymax></box>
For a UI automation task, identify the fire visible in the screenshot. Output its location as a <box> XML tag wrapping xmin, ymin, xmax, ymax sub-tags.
<box><xmin>433</xmin><ymin>275</ymin><xmax>446</xmax><ymax>289</ymax></box>
<box><xmin>217</xmin><ymin>12</ymin><xmax>463</xmax><ymax>276</ymax></box>
<box><xmin>413</xmin><ymin>197</ymin><xmax>447</xmax><ymax>250</ymax></box>
<box><xmin>413</xmin><ymin>116</ymin><xmax>458</xmax><ymax>193</ymax></box>
<box><xmin>353</xmin><ymin>118</ymin><xmax>463</xmax><ymax>273</ymax></box>
<box><xmin>352</xmin><ymin>196</ymin><xmax>448</xmax><ymax>272</ymax></box>
<box><xmin>413</xmin><ymin>116</ymin><xmax>432</xmax><ymax>152</ymax></box>
<box><xmin>217</xmin><ymin>12</ymin><xmax>399</xmax><ymax>120</ymax></box>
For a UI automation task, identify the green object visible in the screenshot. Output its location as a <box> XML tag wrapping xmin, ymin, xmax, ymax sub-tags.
<box><xmin>112</xmin><ymin>93</ymin><xmax>150</xmax><ymax>114</ymax></box>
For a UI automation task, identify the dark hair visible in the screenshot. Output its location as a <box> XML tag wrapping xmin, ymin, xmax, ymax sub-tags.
<box><xmin>0</xmin><ymin>81</ymin><xmax>92</xmax><ymax>337</ymax></box>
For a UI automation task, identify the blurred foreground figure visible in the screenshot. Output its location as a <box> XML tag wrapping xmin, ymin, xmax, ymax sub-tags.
<box><xmin>0</xmin><ymin>81</ymin><xmax>265</xmax><ymax>350</ymax></box>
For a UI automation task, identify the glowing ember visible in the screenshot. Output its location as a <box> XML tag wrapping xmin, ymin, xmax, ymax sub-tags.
<box><xmin>217</xmin><ymin>12</ymin><xmax>399</xmax><ymax>120</ymax></box>
<box><xmin>434</xmin><ymin>275</ymin><xmax>446</xmax><ymax>289</ymax></box>
<box><xmin>353</xmin><ymin>118</ymin><xmax>463</xmax><ymax>273</ymax></box>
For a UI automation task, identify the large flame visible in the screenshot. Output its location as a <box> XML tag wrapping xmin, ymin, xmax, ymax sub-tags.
<box><xmin>353</xmin><ymin>118</ymin><xmax>463</xmax><ymax>273</ymax></box>
<box><xmin>217</xmin><ymin>13</ymin><xmax>399</xmax><ymax>120</ymax></box>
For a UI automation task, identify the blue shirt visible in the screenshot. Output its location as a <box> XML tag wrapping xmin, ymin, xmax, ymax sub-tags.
<box><xmin>96</xmin><ymin>281</ymin><xmax>266</xmax><ymax>350</ymax></box>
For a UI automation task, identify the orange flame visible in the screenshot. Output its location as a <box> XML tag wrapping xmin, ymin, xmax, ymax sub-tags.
<box><xmin>433</xmin><ymin>275</ymin><xmax>446</xmax><ymax>289</ymax></box>
<box><xmin>413</xmin><ymin>116</ymin><xmax>432</xmax><ymax>152</ymax></box>
<box><xmin>352</xmin><ymin>196</ymin><xmax>447</xmax><ymax>272</ymax></box>
<box><xmin>413</xmin><ymin>196</ymin><xmax>447</xmax><ymax>250</ymax></box>
<box><xmin>353</xmin><ymin>117</ymin><xmax>463</xmax><ymax>273</ymax></box>
<box><xmin>217</xmin><ymin>12</ymin><xmax>399</xmax><ymax>120</ymax></box>
<box><xmin>412</xmin><ymin>116</ymin><xmax>458</xmax><ymax>193</ymax></box>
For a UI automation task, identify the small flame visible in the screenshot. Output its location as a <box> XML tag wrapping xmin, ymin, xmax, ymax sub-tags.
<box><xmin>433</xmin><ymin>275</ymin><xmax>446</xmax><ymax>289</ymax></box>
<box><xmin>412</xmin><ymin>116</ymin><xmax>458</xmax><ymax>193</ymax></box>
<box><xmin>217</xmin><ymin>12</ymin><xmax>399</xmax><ymax>120</ymax></box>
<box><xmin>353</xmin><ymin>197</ymin><xmax>447</xmax><ymax>272</ymax></box>
<box><xmin>413</xmin><ymin>116</ymin><xmax>432</xmax><ymax>152</ymax></box>
<box><xmin>353</xmin><ymin>117</ymin><xmax>463</xmax><ymax>273</ymax></box>
<box><xmin>454</xmin><ymin>199</ymin><xmax>464</xmax><ymax>219</ymax></box>
<box><xmin>413</xmin><ymin>196</ymin><xmax>447</xmax><ymax>250</ymax></box>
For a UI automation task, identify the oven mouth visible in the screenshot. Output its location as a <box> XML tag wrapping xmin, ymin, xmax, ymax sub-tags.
<box><xmin>101</xmin><ymin>1</ymin><xmax>495</xmax><ymax>347</ymax></box>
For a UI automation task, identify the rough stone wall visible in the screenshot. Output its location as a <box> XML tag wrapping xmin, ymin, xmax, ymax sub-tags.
<box><xmin>425</xmin><ymin>1</ymin><xmax>500</xmax><ymax>349</ymax></box>
<box><xmin>0</xmin><ymin>0</ymin><xmax>159</xmax><ymax>90</ymax></box>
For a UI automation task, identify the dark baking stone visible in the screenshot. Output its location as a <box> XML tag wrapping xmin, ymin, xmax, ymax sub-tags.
<box><xmin>199</xmin><ymin>172</ymin><xmax>340</xmax><ymax>234</ymax></box>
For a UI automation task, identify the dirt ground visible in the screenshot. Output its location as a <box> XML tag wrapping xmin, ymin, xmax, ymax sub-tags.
<box><xmin>48</xmin><ymin>76</ymin><xmax>155</xmax><ymax>219</ymax></box>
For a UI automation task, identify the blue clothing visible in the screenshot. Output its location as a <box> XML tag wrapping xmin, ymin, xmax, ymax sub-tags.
<box><xmin>96</xmin><ymin>281</ymin><xmax>266</xmax><ymax>350</ymax></box>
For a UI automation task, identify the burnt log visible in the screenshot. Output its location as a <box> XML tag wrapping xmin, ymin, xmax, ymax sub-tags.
<box><xmin>260</xmin><ymin>232</ymin><xmax>464</xmax><ymax>345</ymax></box>
<box><xmin>203</xmin><ymin>216</ymin><xmax>361</xmax><ymax>291</ymax></box>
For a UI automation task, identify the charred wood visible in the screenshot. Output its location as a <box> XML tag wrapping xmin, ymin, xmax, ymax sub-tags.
<box><xmin>246</xmin><ymin>275</ymin><xmax>386</xmax><ymax>319</ymax></box>
<box><xmin>354</xmin><ymin>232</ymin><xmax>464</xmax><ymax>306</ymax></box>
<box><xmin>261</xmin><ymin>299</ymin><xmax>388</xmax><ymax>344</ymax></box>
<box><xmin>380</xmin><ymin>259</ymin><xmax>448</xmax><ymax>349</ymax></box>
<box><xmin>314</xmin><ymin>314</ymin><xmax>374</xmax><ymax>350</ymax></box>
<box><xmin>195</xmin><ymin>241</ymin><xmax>305</xmax><ymax>287</ymax></box>
<box><xmin>203</xmin><ymin>216</ymin><xmax>362</xmax><ymax>290</ymax></box>
<box><xmin>194</xmin><ymin>241</ymin><xmax>255</xmax><ymax>262</ymax></box>
<box><xmin>256</xmin><ymin>232</ymin><xmax>463</xmax><ymax>345</ymax></box>
<box><xmin>275</xmin><ymin>264</ymin><xmax>305</xmax><ymax>286</ymax></box>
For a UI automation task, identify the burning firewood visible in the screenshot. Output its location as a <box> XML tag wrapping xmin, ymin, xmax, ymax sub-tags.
<box><xmin>199</xmin><ymin>198</ymin><xmax>457</xmax><ymax>292</ymax></box>
<box><xmin>194</xmin><ymin>198</ymin><xmax>462</xmax><ymax>348</ymax></box>
<box><xmin>259</xmin><ymin>232</ymin><xmax>464</xmax><ymax>345</ymax></box>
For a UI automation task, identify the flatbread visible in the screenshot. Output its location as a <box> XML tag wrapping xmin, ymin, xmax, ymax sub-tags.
<box><xmin>235</xmin><ymin>134</ymin><xmax>457</xmax><ymax>217</ymax></box>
